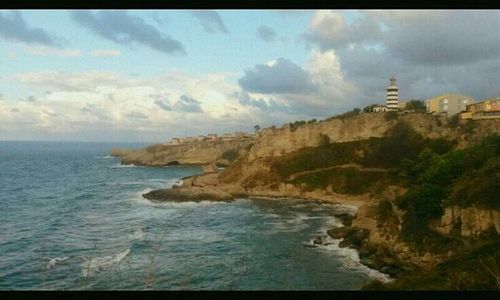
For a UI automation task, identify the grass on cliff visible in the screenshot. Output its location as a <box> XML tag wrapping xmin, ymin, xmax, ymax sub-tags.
<box><xmin>290</xmin><ymin>167</ymin><xmax>398</xmax><ymax>195</ymax></box>
<box><xmin>273</xmin><ymin>121</ymin><xmax>454</xmax><ymax>179</ymax></box>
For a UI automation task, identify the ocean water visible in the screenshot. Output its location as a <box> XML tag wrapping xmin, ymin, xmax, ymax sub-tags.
<box><xmin>0</xmin><ymin>141</ymin><xmax>389</xmax><ymax>290</ymax></box>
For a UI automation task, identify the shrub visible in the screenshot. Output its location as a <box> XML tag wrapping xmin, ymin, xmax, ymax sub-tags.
<box><xmin>289</xmin><ymin>120</ymin><xmax>307</xmax><ymax>132</ymax></box>
<box><xmin>292</xmin><ymin>167</ymin><xmax>397</xmax><ymax>195</ymax></box>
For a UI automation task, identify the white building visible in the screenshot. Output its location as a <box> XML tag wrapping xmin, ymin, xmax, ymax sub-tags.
<box><xmin>372</xmin><ymin>105</ymin><xmax>388</xmax><ymax>112</ymax></box>
<box><xmin>386</xmin><ymin>76</ymin><xmax>399</xmax><ymax>111</ymax></box>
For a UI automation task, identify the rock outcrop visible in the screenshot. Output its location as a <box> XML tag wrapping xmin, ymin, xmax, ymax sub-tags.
<box><xmin>430</xmin><ymin>206</ymin><xmax>500</xmax><ymax>236</ymax></box>
<box><xmin>110</xmin><ymin>139</ymin><xmax>252</xmax><ymax>167</ymax></box>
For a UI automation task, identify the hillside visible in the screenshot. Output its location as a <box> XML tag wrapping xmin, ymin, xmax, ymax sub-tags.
<box><xmin>135</xmin><ymin>111</ymin><xmax>499</xmax><ymax>289</ymax></box>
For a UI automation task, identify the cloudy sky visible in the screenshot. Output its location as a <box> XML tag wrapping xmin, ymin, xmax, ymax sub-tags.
<box><xmin>0</xmin><ymin>10</ymin><xmax>498</xmax><ymax>142</ymax></box>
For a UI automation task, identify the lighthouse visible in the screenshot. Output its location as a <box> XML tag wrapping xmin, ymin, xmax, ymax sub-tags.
<box><xmin>386</xmin><ymin>76</ymin><xmax>399</xmax><ymax>111</ymax></box>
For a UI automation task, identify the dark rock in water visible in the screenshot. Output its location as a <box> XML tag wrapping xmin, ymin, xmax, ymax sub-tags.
<box><xmin>313</xmin><ymin>236</ymin><xmax>323</xmax><ymax>245</ymax></box>
<box><xmin>327</xmin><ymin>227</ymin><xmax>354</xmax><ymax>239</ymax></box>
<box><xmin>334</xmin><ymin>213</ymin><xmax>355</xmax><ymax>226</ymax></box>
<box><xmin>337</xmin><ymin>229</ymin><xmax>365</xmax><ymax>249</ymax></box>
<box><xmin>142</xmin><ymin>188</ymin><xmax>234</xmax><ymax>203</ymax></box>
<box><xmin>347</xmin><ymin>229</ymin><xmax>365</xmax><ymax>247</ymax></box>
<box><xmin>338</xmin><ymin>239</ymin><xmax>352</xmax><ymax>248</ymax></box>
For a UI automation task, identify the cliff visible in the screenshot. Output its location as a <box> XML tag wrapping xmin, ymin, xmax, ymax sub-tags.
<box><xmin>133</xmin><ymin>111</ymin><xmax>499</xmax><ymax>289</ymax></box>
<box><xmin>110</xmin><ymin>138</ymin><xmax>252</xmax><ymax>167</ymax></box>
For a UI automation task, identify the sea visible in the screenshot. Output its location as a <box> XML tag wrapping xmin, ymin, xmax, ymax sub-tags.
<box><xmin>0</xmin><ymin>141</ymin><xmax>390</xmax><ymax>290</ymax></box>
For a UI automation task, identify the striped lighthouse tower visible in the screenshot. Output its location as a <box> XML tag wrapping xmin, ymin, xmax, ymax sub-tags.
<box><xmin>386</xmin><ymin>76</ymin><xmax>399</xmax><ymax>111</ymax></box>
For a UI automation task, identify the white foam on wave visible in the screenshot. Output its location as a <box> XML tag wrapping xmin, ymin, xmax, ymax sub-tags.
<box><xmin>132</xmin><ymin>188</ymin><xmax>226</xmax><ymax>209</ymax></box>
<box><xmin>128</xmin><ymin>228</ymin><xmax>146</xmax><ymax>240</ymax></box>
<box><xmin>308</xmin><ymin>212</ymin><xmax>392</xmax><ymax>283</ymax></box>
<box><xmin>46</xmin><ymin>256</ymin><xmax>69</xmax><ymax>269</ymax></box>
<box><xmin>120</xmin><ymin>178</ymin><xmax>179</xmax><ymax>187</ymax></box>
<box><xmin>109</xmin><ymin>163</ymin><xmax>140</xmax><ymax>169</ymax></box>
<box><xmin>312</xmin><ymin>236</ymin><xmax>391</xmax><ymax>283</ymax></box>
<box><xmin>81</xmin><ymin>248</ymin><xmax>130</xmax><ymax>277</ymax></box>
<box><xmin>95</xmin><ymin>155</ymin><xmax>114</xmax><ymax>159</ymax></box>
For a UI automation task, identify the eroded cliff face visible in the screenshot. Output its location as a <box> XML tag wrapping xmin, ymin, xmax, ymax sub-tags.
<box><xmin>110</xmin><ymin>139</ymin><xmax>252</xmax><ymax>166</ymax></box>
<box><xmin>431</xmin><ymin>206</ymin><xmax>500</xmax><ymax>237</ymax></box>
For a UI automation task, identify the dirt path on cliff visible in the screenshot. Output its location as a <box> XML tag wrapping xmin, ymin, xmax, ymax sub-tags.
<box><xmin>287</xmin><ymin>163</ymin><xmax>396</xmax><ymax>181</ymax></box>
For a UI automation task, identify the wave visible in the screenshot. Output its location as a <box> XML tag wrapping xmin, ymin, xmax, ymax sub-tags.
<box><xmin>109</xmin><ymin>163</ymin><xmax>140</xmax><ymax>169</ymax></box>
<box><xmin>120</xmin><ymin>178</ymin><xmax>180</xmax><ymax>187</ymax></box>
<box><xmin>310</xmin><ymin>218</ymin><xmax>392</xmax><ymax>283</ymax></box>
<box><xmin>95</xmin><ymin>155</ymin><xmax>114</xmax><ymax>159</ymax></box>
<box><xmin>129</xmin><ymin>228</ymin><xmax>146</xmax><ymax>240</ymax></box>
<box><xmin>46</xmin><ymin>256</ymin><xmax>69</xmax><ymax>269</ymax></box>
<box><xmin>81</xmin><ymin>249</ymin><xmax>130</xmax><ymax>277</ymax></box>
<box><xmin>314</xmin><ymin>237</ymin><xmax>391</xmax><ymax>283</ymax></box>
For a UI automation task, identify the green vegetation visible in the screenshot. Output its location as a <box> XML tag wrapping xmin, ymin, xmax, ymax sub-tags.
<box><xmin>361</xmin><ymin>121</ymin><xmax>455</xmax><ymax>168</ymax></box>
<box><xmin>397</xmin><ymin>135</ymin><xmax>500</xmax><ymax>242</ymax></box>
<box><xmin>362</xmin><ymin>104</ymin><xmax>378</xmax><ymax>113</ymax></box>
<box><xmin>365</xmin><ymin>237</ymin><xmax>500</xmax><ymax>290</ymax></box>
<box><xmin>405</xmin><ymin>100</ymin><xmax>426</xmax><ymax>112</ymax></box>
<box><xmin>289</xmin><ymin>120</ymin><xmax>307</xmax><ymax>132</ymax></box>
<box><xmin>254</xmin><ymin>124</ymin><xmax>261</xmax><ymax>134</ymax></box>
<box><xmin>291</xmin><ymin>167</ymin><xmax>398</xmax><ymax>195</ymax></box>
<box><xmin>272</xmin><ymin>121</ymin><xmax>454</xmax><ymax>192</ymax></box>
<box><xmin>272</xmin><ymin>139</ymin><xmax>366</xmax><ymax>179</ymax></box>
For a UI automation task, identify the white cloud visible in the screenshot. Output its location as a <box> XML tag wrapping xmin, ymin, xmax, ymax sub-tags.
<box><xmin>90</xmin><ymin>49</ymin><xmax>121</xmax><ymax>57</ymax></box>
<box><xmin>1</xmin><ymin>70</ymin><xmax>263</xmax><ymax>142</ymax></box>
<box><xmin>23</xmin><ymin>45</ymin><xmax>83</xmax><ymax>57</ymax></box>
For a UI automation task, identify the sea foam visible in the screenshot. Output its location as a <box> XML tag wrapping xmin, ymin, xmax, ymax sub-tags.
<box><xmin>81</xmin><ymin>249</ymin><xmax>130</xmax><ymax>277</ymax></box>
<box><xmin>46</xmin><ymin>256</ymin><xmax>69</xmax><ymax>269</ymax></box>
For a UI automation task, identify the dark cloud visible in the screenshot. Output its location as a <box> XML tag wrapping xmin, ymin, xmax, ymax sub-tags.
<box><xmin>235</xmin><ymin>91</ymin><xmax>288</xmax><ymax>113</ymax></box>
<box><xmin>173</xmin><ymin>95</ymin><xmax>203</xmax><ymax>113</ymax></box>
<box><xmin>239</xmin><ymin>58</ymin><xmax>315</xmax><ymax>94</ymax></box>
<box><xmin>154</xmin><ymin>99</ymin><xmax>172</xmax><ymax>111</ymax></box>
<box><xmin>305</xmin><ymin>10</ymin><xmax>500</xmax><ymax>103</ymax></box>
<box><xmin>0</xmin><ymin>11</ymin><xmax>59</xmax><ymax>46</ymax></box>
<box><xmin>380</xmin><ymin>11</ymin><xmax>500</xmax><ymax>65</ymax></box>
<box><xmin>256</xmin><ymin>26</ymin><xmax>276</xmax><ymax>42</ymax></box>
<box><xmin>70</xmin><ymin>11</ymin><xmax>185</xmax><ymax>55</ymax></box>
<box><xmin>304</xmin><ymin>11</ymin><xmax>381</xmax><ymax>50</ymax></box>
<box><xmin>190</xmin><ymin>10</ymin><xmax>228</xmax><ymax>34</ymax></box>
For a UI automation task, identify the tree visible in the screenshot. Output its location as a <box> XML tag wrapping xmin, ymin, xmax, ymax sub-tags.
<box><xmin>363</xmin><ymin>104</ymin><xmax>377</xmax><ymax>113</ymax></box>
<box><xmin>406</xmin><ymin>100</ymin><xmax>426</xmax><ymax>112</ymax></box>
<box><xmin>254</xmin><ymin>125</ymin><xmax>261</xmax><ymax>134</ymax></box>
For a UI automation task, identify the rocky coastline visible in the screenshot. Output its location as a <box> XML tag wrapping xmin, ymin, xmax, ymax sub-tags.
<box><xmin>113</xmin><ymin>113</ymin><xmax>500</xmax><ymax>288</ymax></box>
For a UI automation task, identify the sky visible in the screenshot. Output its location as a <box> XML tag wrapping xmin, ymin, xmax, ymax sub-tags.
<box><xmin>0</xmin><ymin>10</ymin><xmax>499</xmax><ymax>143</ymax></box>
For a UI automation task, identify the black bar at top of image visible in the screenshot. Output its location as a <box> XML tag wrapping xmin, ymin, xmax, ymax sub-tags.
<box><xmin>0</xmin><ymin>0</ymin><xmax>499</xmax><ymax>9</ymax></box>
